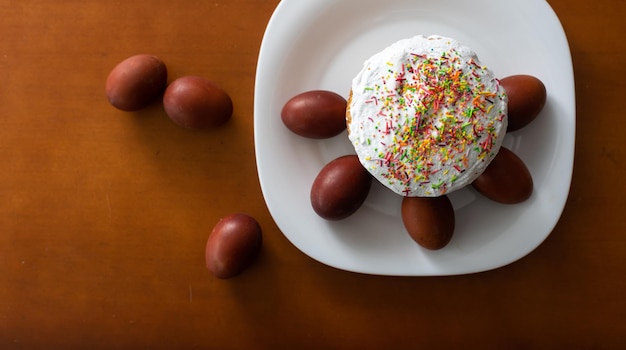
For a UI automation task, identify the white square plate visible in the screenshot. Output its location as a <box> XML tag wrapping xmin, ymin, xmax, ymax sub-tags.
<box><xmin>254</xmin><ymin>0</ymin><xmax>575</xmax><ymax>275</ymax></box>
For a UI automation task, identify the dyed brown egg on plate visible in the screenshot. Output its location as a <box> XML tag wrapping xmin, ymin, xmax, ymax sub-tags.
<box><xmin>281</xmin><ymin>90</ymin><xmax>347</xmax><ymax>139</ymax></box>
<box><xmin>401</xmin><ymin>195</ymin><xmax>455</xmax><ymax>250</ymax></box>
<box><xmin>310</xmin><ymin>155</ymin><xmax>372</xmax><ymax>220</ymax></box>
<box><xmin>500</xmin><ymin>75</ymin><xmax>547</xmax><ymax>132</ymax></box>
<box><xmin>471</xmin><ymin>147</ymin><xmax>533</xmax><ymax>204</ymax></box>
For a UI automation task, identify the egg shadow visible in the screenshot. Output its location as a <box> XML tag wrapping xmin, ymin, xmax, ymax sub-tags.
<box><xmin>503</xmin><ymin>94</ymin><xmax>560</xmax><ymax>189</ymax></box>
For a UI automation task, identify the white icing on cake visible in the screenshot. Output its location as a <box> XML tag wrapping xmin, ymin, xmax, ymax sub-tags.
<box><xmin>347</xmin><ymin>35</ymin><xmax>508</xmax><ymax>197</ymax></box>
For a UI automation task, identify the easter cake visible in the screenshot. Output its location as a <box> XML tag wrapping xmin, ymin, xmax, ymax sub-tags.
<box><xmin>346</xmin><ymin>35</ymin><xmax>508</xmax><ymax>197</ymax></box>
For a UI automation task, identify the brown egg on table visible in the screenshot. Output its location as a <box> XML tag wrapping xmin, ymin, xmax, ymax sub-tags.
<box><xmin>310</xmin><ymin>155</ymin><xmax>372</xmax><ymax>220</ymax></box>
<box><xmin>105</xmin><ymin>54</ymin><xmax>168</xmax><ymax>111</ymax></box>
<box><xmin>401</xmin><ymin>195</ymin><xmax>455</xmax><ymax>250</ymax></box>
<box><xmin>471</xmin><ymin>147</ymin><xmax>533</xmax><ymax>204</ymax></box>
<box><xmin>500</xmin><ymin>75</ymin><xmax>547</xmax><ymax>131</ymax></box>
<box><xmin>205</xmin><ymin>213</ymin><xmax>263</xmax><ymax>279</ymax></box>
<box><xmin>163</xmin><ymin>76</ymin><xmax>233</xmax><ymax>129</ymax></box>
<box><xmin>281</xmin><ymin>90</ymin><xmax>347</xmax><ymax>139</ymax></box>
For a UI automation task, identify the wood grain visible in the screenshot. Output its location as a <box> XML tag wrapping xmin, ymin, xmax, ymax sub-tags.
<box><xmin>1</xmin><ymin>0</ymin><xmax>624</xmax><ymax>348</ymax></box>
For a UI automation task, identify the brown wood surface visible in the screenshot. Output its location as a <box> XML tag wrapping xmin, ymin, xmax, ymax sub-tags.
<box><xmin>1</xmin><ymin>0</ymin><xmax>624</xmax><ymax>348</ymax></box>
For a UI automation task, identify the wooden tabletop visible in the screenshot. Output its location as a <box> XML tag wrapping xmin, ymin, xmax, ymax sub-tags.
<box><xmin>1</xmin><ymin>0</ymin><xmax>624</xmax><ymax>348</ymax></box>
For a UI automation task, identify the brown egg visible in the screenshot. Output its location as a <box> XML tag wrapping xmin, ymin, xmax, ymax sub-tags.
<box><xmin>500</xmin><ymin>75</ymin><xmax>547</xmax><ymax>131</ymax></box>
<box><xmin>205</xmin><ymin>213</ymin><xmax>262</xmax><ymax>279</ymax></box>
<box><xmin>310</xmin><ymin>155</ymin><xmax>372</xmax><ymax>220</ymax></box>
<box><xmin>163</xmin><ymin>76</ymin><xmax>233</xmax><ymax>129</ymax></box>
<box><xmin>281</xmin><ymin>90</ymin><xmax>347</xmax><ymax>139</ymax></box>
<box><xmin>105</xmin><ymin>54</ymin><xmax>167</xmax><ymax>111</ymax></box>
<box><xmin>471</xmin><ymin>147</ymin><xmax>533</xmax><ymax>204</ymax></box>
<box><xmin>401</xmin><ymin>195</ymin><xmax>455</xmax><ymax>250</ymax></box>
